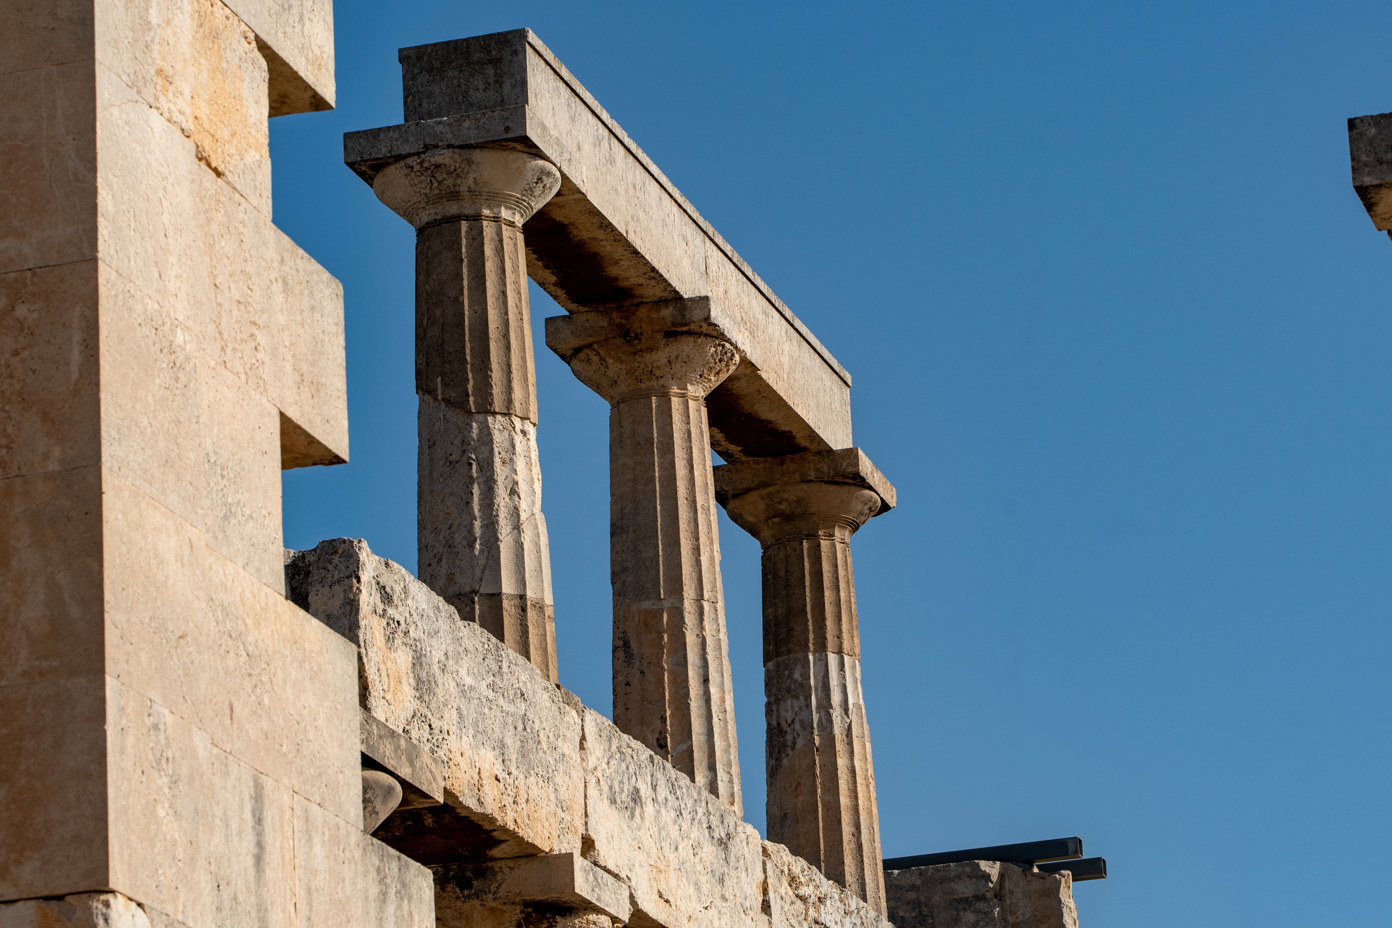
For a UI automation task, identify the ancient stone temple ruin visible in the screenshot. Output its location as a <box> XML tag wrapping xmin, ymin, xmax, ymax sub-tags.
<box><xmin>1</xmin><ymin>3</ymin><xmax>1094</xmax><ymax>927</ymax></box>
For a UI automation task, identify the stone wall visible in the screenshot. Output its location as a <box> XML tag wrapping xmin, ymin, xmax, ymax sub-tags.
<box><xmin>287</xmin><ymin>538</ymin><xmax>893</xmax><ymax>928</ymax></box>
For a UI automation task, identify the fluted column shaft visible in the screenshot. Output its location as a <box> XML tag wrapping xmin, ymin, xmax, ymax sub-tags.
<box><xmin>373</xmin><ymin>148</ymin><xmax>562</xmax><ymax>681</ymax></box>
<box><xmin>547</xmin><ymin>306</ymin><xmax>743</xmax><ymax>812</ymax></box>
<box><xmin>724</xmin><ymin>479</ymin><xmax>888</xmax><ymax>916</ymax></box>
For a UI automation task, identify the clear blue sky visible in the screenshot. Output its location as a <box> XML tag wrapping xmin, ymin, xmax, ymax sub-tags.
<box><xmin>272</xmin><ymin>3</ymin><xmax>1392</xmax><ymax>926</ymax></box>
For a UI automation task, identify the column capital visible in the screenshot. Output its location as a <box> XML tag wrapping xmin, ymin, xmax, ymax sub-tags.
<box><xmin>714</xmin><ymin>448</ymin><xmax>895</xmax><ymax>547</ymax></box>
<box><xmin>546</xmin><ymin>300</ymin><xmax>739</xmax><ymax>403</ymax></box>
<box><xmin>372</xmin><ymin>147</ymin><xmax>561</xmax><ymax>228</ymax></box>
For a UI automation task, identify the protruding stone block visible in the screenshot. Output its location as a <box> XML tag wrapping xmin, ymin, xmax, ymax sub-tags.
<box><xmin>763</xmin><ymin>842</ymin><xmax>892</xmax><ymax>928</ymax></box>
<box><xmin>549</xmin><ymin>300</ymin><xmax>743</xmax><ymax>812</ymax></box>
<box><xmin>884</xmin><ymin>861</ymin><xmax>1079</xmax><ymax>928</ymax></box>
<box><xmin>435</xmin><ymin>853</ymin><xmax>631</xmax><ymax>924</ymax></box>
<box><xmin>286</xmin><ymin>538</ymin><xmax>585</xmax><ymax>859</ymax></box>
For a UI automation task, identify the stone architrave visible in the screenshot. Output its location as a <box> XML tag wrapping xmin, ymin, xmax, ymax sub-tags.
<box><xmin>715</xmin><ymin>448</ymin><xmax>896</xmax><ymax>916</ymax></box>
<box><xmin>371</xmin><ymin>147</ymin><xmax>562</xmax><ymax>682</ymax></box>
<box><xmin>546</xmin><ymin>300</ymin><xmax>743</xmax><ymax>812</ymax></box>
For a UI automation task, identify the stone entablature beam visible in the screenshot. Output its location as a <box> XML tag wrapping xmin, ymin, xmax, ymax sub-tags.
<box><xmin>372</xmin><ymin>147</ymin><xmax>562</xmax><ymax>682</ymax></box>
<box><xmin>344</xmin><ymin>28</ymin><xmax>853</xmax><ymax>463</ymax></box>
<box><xmin>546</xmin><ymin>300</ymin><xmax>744</xmax><ymax>813</ymax></box>
<box><xmin>714</xmin><ymin>448</ymin><xmax>895</xmax><ymax>916</ymax></box>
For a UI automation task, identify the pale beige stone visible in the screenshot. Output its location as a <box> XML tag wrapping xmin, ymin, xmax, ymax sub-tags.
<box><xmin>884</xmin><ymin>861</ymin><xmax>1079</xmax><ymax>928</ymax></box>
<box><xmin>286</xmin><ymin>538</ymin><xmax>584</xmax><ymax>857</ymax></box>
<box><xmin>103</xmin><ymin>470</ymin><xmax>363</xmax><ymax>824</ymax></box>
<box><xmin>580</xmin><ymin>708</ymin><xmax>764</xmax><ymax>928</ymax></box>
<box><xmin>361</xmin><ymin>708</ymin><xmax>446</xmax><ymax>808</ymax></box>
<box><xmin>290</xmin><ymin>786</ymin><xmax>436</xmax><ymax>928</ymax></box>
<box><xmin>0</xmin><ymin>60</ymin><xmax>97</xmax><ymax>275</ymax></box>
<box><xmin>371</xmin><ymin>148</ymin><xmax>561</xmax><ymax>679</ymax></box>
<box><xmin>220</xmin><ymin>0</ymin><xmax>335</xmax><ymax>115</ymax></box>
<box><xmin>363</xmin><ymin>769</ymin><xmax>405</xmax><ymax>832</ymax></box>
<box><xmin>0</xmin><ymin>675</ymin><xmax>108</xmax><ymax>901</ymax></box>
<box><xmin>94</xmin><ymin>0</ymin><xmax>271</xmax><ymax>211</ymax></box>
<box><xmin>763</xmin><ymin>842</ymin><xmax>893</xmax><ymax>928</ymax></box>
<box><xmin>0</xmin><ymin>261</ymin><xmax>100</xmax><ymax>481</ymax></box>
<box><xmin>0</xmin><ymin>466</ymin><xmax>103</xmax><ymax>689</ymax></box>
<box><xmin>548</xmin><ymin>302</ymin><xmax>743</xmax><ymax>811</ymax></box>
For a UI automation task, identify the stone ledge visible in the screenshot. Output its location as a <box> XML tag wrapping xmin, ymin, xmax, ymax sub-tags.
<box><xmin>287</xmin><ymin>537</ymin><xmax>889</xmax><ymax>928</ymax></box>
<box><xmin>885</xmin><ymin>860</ymin><xmax>1078</xmax><ymax>928</ymax></box>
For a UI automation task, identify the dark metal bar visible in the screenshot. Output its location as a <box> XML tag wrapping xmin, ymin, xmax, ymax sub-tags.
<box><xmin>1036</xmin><ymin>857</ymin><xmax>1107</xmax><ymax>881</ymax></box>
<box><xmin>883</xmin><ymin>836</ymin><xmax>1083</xmax><ymax>871</ymax></box>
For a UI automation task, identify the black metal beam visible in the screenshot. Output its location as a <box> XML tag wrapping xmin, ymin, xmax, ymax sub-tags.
<box><xmin>1037</xmin><ymin>857</ymin><xmax>1107</xmax><ymax>881</ymax></box>
<box><xmin>883</xmin><ymin>836</ymin><xmax>1083</xmax><ymax>871</ymax></box>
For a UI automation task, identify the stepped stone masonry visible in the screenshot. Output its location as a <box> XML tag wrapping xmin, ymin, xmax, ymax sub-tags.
<box><xmin>3</xmin><ymin>5</ymin><xmax>1095</xmax><ymax>927</ymax></box>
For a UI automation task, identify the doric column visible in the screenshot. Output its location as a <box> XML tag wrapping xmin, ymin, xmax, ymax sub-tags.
<box><xmin>372</xmin><ymin>147</ymin><xmax>562</xmax><ymax>681</ymax></box>
<box><xmin>715</xmin><ymin>449</ymin><xmax>896</xmax><ymax>915</ymax></box>
<box><xmin>546</xmin><ymin>300</ymin><xmax>743</xmax><ymax>812</ymax></box>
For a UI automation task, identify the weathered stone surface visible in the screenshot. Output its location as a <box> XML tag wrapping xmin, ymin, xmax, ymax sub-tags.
<box><xmin>344</xmin><ymin>30</ymin><xmax>853</xmax><ymax>461</ymax></box>
<box><xmin>0</xmin><ymin>60</ymin><xmax>97</xmax><ymax>275</ymax></box>
<box><xmin>0</xmin><ymin>0</ymin><xmax>93</xmax><ymax>77</ymax></box>
<box><xmin>0</xmin><ymin>466</ymin><xmax>103</xmax><ymax>689</ymax></box>
<box><xmin>763</xmin><ymin>842</ymin><xmax>893</xmax><ymax>928</ymax></box>
<box><xmin>370</xmin><ymin>147</ymin><xmax>560</xmax><ymax>679</ymax></box>
<box><xmin>221</xmin><ymin>0</ymin><xmax>335</xmax><ymax>115</ymax></box>
<box><xmin>580</xmin><ymin>708</ymin><xmax>763</xmax><ymax>928</ymax></box>
<box><xmin>0</xmin><ymin>262</ymin><xmax>100</xmax><ymax>481</ymax></box>
<box><xmin>418</xmin><ymin>397</ymin><xmax>557</xmax><ymax>679</ymax></box>
<box><xmin>95</xmin><ymin>0</ymin><xmax>271</xmax><ymax>211</ymax></box>
<box><xmin>103</xmin><ymin>470</ymin><xmax>363</xmax><ymax>825</ymax></box>
<box><xmin>720</xmin><ymin>459</ymin><xmax>892</xmax><ymax>914</ymax></box>
<box><xmin>765</xmin><ymin>652</ymin><xmax>884</xmax><ymax>913</ymax></box>
<box><xmin>363</xmin><ymin>769</ymin><xmax>405</xmax><ymax>832</ymax></box>
<box><xmin>286</xmin><ymin>538</ymin><xmax>584</xmax><ymax>857</ymax></box>
<box><xmin>0</xmin><ymin>893</ymin><xmax>158</xmax><ymax>928</ymax></box>
<box><xmin>361</xmin><ymin>708</ymin><xmax>446</xmax><ymax>809</ymax></box>
<box><xmin>549</xmin><ymin>303</ymin><xmax>743</xmax><ymax>811</ymax></box>
<box><xmin>0</xmin><ymin>675</ymin><xmax>108</xmax><ymax>901</ymax></box>
<box><xmin>1350</xmin><ymin>112</ymin><xmax>1392</xmax><ymax>232</ymax></box>
<box><xmin>884</xmin><ymin>862</ymin><xmax>1079</xmax><ymax>928</ymax></box>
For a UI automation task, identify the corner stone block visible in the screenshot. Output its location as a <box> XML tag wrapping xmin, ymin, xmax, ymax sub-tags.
<box><xmin>579</xmin><ymin>708</ymin><xmax>764</xmax><ymax>928</ymax></box>
<box><xmin>1350</xmin><ymin>112</ymin><xmax>1392</xmax><ymax>232</ymax></box>
<box><xmin>220</xmin><ymin>0</ymin><xmax>335</xmax><ymax>116</ymax></box>
<box><xmin>762</xmin><ymin>843</ymin><xmax>892</xmax><ymax>928</ymax></box>
<box><xmin>286</xmin><ymin>539</ymin><xmax>585</xmax><ymax>857</ymax></box>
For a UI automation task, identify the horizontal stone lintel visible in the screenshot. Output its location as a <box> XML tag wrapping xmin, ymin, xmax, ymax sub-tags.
<box><xmin>1349</xmin><ymin>112</ymin><xmax>1392</xmax><ymax>232</ymax></box>
<box><xmin>439</xmin><ymin>853</ymin><xmax>632</xmax><ymax>923</ymax></box>
<box><xmin>344</xmin><ymin>28</ymin><xmax>854</xmax><ymax>461</ymax></box>
<box><xmin>361</xmin><ymin>708</ymin><xmax>445</xmax><ymax>811</ymax></box>
<box><xmin>713</xmin><ymin>447</ymin><xmax>896</xmax><ymax>515</ymax></box>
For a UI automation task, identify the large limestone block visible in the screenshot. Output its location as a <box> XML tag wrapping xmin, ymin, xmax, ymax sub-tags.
<box><xmin>103</xmin><ymin>677</ymin><xmax>297</xmax><ymax>928</ymax></box>
<box><xmin>579</xmin><ymin>708</ymin><xmax>764</xmax><ymax>928</ymax></box>
<box><xmin>0</xmin><ymin>675</ymin><xmax>108</xmax><ymax>901</ymax></box>
<box><xmin>0</xmin><ymin>262</ymin><xmax>100</xmax><ymax>481</ymax></box>
<box><xmin>762</xmin><ymin>843</ymin><xmax>892</xmax><ymax>928</ymax></box>
<box><xmin>0</xmin><ymin>466</ymin><xmax>103</xmax><ymax>689</ymax></box>
<box><xmin>290</xmin><ymin>790</ymin><xmax>436</xmax><ymax>928</ymax></box>
<box><xmin>884</xmin><ymin>862</ymin><xmax>1078</xmax><ymax>928</ymax></box>
<box><xmin>286</xmin><ymin>538</ymin><xmax>585</xmax><ymax>857</ymax></box>
<box><xmin>221</xmin><ymin>0</ymin><xmax>335</xmax><ymax>116</ymax></box>
<box><xmin>94</xmin><ymin>0</ymin><xmax>271</xmax><ymax>211</ymax></box>
<box><xmin>0</xmin><ymin>0</ymin><xmax>94</xmax><ymax>76</ymax></box>
<box><xmin>102</xmin><ymin>471</ymin><xmax>363</xmax><ymax>824</ymax></box>
<box><xmin>95</xmin><ymin>64</ymin><xmax>346</xmax><ymax>471</ymax></box>
<box><xmin>0</xmin><ymin>60</ymin><xmax>97</xmax><ymax>275</ymax></box>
